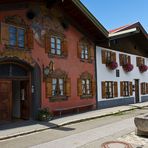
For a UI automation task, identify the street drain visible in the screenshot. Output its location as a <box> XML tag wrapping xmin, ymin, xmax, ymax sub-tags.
<box><xmin>101</xmin><ymin>141</ymin><xmax>133</xmax><ymax>148</ymax></box>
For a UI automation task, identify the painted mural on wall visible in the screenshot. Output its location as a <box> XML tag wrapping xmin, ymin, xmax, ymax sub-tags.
<box><xmin>0</xmin><ymin>50</ymin><xmax>35</xmax><ymax>66</ymax></box>
<box><xmin>31</xmin><ymin>5</ymin><xmax>64</xmax><ymax>47</ymax></box>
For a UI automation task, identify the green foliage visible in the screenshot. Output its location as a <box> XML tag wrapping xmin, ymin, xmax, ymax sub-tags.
<box><xmin>37</xmin><ymin>107</ymin><xmax>53</xmax><ymax>121</ymax></box>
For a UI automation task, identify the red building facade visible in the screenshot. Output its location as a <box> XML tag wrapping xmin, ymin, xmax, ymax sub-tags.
<box><xmin>0</xmin><ymin>0</ymin><xmax>108</xmax><ymax>121</ymax></box>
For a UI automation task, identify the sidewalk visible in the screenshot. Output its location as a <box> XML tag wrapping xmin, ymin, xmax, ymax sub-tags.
<box><xmin>0</xmin><ymin>102</ymin><xmax>148</xmax><ymax>141</ymax></box>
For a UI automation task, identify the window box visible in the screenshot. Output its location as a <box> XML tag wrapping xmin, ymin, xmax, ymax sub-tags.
<box><xmin>107</xmin><ymin>61</ymin><xmax>118</xmax><ymax>70</ymax></box>
<box><xmin>123</xmin><ymin>63</ymin><xmax>134</xmax><ymax>72</ymax></box>
<box><xmin>139</xmin><ymin>64</ymin><xmax>147</xmax><ymax>73</ymax></box>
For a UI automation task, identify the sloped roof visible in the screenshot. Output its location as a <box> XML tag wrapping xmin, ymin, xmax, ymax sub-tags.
<box><xmin>109</xmin><ymin>23</ymin><xmax>134</xmax><ymax>34</ymax></box>
<box><xmin>109</xmin><ymin>22</ymin><xmax>148</xmax><ymax>39</ymax></box>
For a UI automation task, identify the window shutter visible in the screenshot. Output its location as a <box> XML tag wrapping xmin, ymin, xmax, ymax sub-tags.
<box><xmin>119</xmin><ymin>54</ymin><xmax>124</xmax><ymax>66</ymax></box>
<box><xmin>44</xmin><ymin>34</ymin><xmax>51</xmax><ymax>53</ymax></box>
<box><xmin>101</xmin><ymin>50</ymin><xmax>106</xmax><ymax>64</ymax></box>
<box><xmin>65</xmin><ymin>78</ymin><xmax>71</xmax><ymax>96</ymax></box>
<box><xmin>142</xmin><ymin>58</ymin><xmax>145</xmax><ymax>65</ymax></box>
<box><xmin>88</xmin><ymin>46</ymin><xmax>91</xmax><ymax>61</ymax></box>
<box><xmin>46</xmin><ymin>78</ymin><xmax>52</xmax><ymax>98</ymax></box>
<box><xmin>26</xmin><ymin>28</ymin><xmax>33</xmax><ymax>50</ymax></box>
<box><xmin>62</xmin><ymin>39</ymin><xmax>68</xmax><ymax>57</ymax></box>
<box><xmin>146</xmin><ymin>83</ymin><xmax>148</xmax><ymax>94</ymax></box>
<box><xmin>112</xmin><ymin>52</ymin><xmax>116</xmax><ymax>62</ymax></box>
<box><xmin>1</xmin><ymin>22</ymin><xmax>9</xmax><ymax>45</ymax></box>
<box><xmin>128</xmin><ymin>56</ymin><xmax>131</xmax><ymax>64</ymax></box>
<box><xmin>120</xmin><ymin>81</ymin><xmax>123</xmax><ymax>96</ymax></box>
<box><xmin>136</xmin><ymin>57</ymin><xmax>140</xmax><ymax>67</ymax></box>
<box><xmin>130</xmin><ymin>82</ymin><xmax>133</xmax><ymax>96</ymax></box>
<box><xmin>77</xmin><ymin>78</ymin><xmax>82</xmax><ymax>96</ymax></box>
<box><xmin>102</xmin><ymin>81</ymin><xmax>106</xmax><ymax>98</ymax></box>
<box><xmin>77</xmin><ymin>42</ymin><xmax>81</xmax><ymax>59</ymax></box>
<box><xmin>114</xmin><ymin>82</ymin><xmax>118</xmax><ymax>97</ymax></box>
<box><xmin>90</xmin><ymin>46</ymin><xmax>94</xmax><ymax>61</ymax></box>
<box><xmin>91</xmin><ymin>80</ymin><xmax>96</xmax><ymax>97</ymax></box>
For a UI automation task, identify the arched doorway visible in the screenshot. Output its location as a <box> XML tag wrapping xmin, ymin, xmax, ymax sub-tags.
<box><xmin>0</xmin><ymin>61</ymin><xmax>32</xmax><ymax>121</ymax></box>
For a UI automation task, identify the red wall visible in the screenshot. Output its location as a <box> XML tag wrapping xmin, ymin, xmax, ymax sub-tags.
<box><xmin>0</xmin><ymin>8</ymin><xmax>96</xmax><ymax>112</ymax></box>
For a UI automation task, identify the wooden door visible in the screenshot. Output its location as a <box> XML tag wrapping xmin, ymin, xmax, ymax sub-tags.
<box><xmin>135</xmin><ymin>79</ymin><xmax>140</xmax><ymax>103</ymax></box>
<box><xmin>0</xmin><ymin>80</ymin><xmax>12</xmax><ymax>121</ymax></box>
<box><xmin>20</xmin><ymin>81</ymin><xmax>30</xmax><ymax>120</ymax></box>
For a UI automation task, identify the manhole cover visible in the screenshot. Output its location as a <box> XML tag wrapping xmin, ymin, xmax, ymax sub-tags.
<box><xmin>101</xmin><ymin>141</ymin><xmax>133</xmax><ymax>148</ymax></box>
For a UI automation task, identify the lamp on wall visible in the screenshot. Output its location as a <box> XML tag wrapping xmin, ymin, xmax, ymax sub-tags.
<box><xmin>43</xmin><ymin>61</ymin><xmax>54</xmax><ymax>78</ymax></box>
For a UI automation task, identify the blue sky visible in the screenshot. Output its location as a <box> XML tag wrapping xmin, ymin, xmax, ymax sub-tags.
<box><xmin>81</xmin><ymin>0</ymin><xmax>148</xmax><ymax>32</ymax></box>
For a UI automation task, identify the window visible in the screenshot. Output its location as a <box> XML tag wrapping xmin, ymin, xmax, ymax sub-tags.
<box><xmin>122</xmin><ymin>55</ymin><xmax>128</xmax><ymax>65</ymax></box>
<box><xmin>45</xmin><ymin>69</ymin><xmax>71</xmax><ymax>101</ymax></box>
<box><xmin>136</xmin><ymin>57</ymin><xmax>145</xmax><ymax>66</ymax></box>
<box><xmin>102</xmin><ymin>81</ymin><xmax>118</xmax><ymax>99</ymax></box>
<box><xmin>45</xmin><ymin>34</ymin><xmax>67</xmax><ymax>57</ymax></box>
<box><xmin>81</xmin><ymin>44</ymin><xmax>89</xmax><ymax>60</ymax></box>
<box><xmin>120</xmin><ymin>81</ymin><xmax>132</xmax><ymax>97</ymax></box>
<box><xmin>101</xmin><ymin>50</ymin><xmax>116</xmax><ymax>64</ymax></box>
<box><xmin>51</xmin><ymin>36</ymin><xmax>62</xmax><ymax>55</ymax></box>
<box><xmin>105</xmin><ymin>51</ymin><xmax>112</xmax><ymax>63</ymax></box>
<box><xmin>119</xmin><ymin>54</ymin><xmax>130</xmax><ymax>66</ymax></box>
<box><xmin>77</xmin><ymin>39</ymin><xmax>94</xmax><ymax>62</ymax></box>
<box><xmin>82</xmin><ymin>79</ymin><xmax>91</xmax><ymax>95</ymax></box>
<box><xmin>105</xmin><ymin>82</ymin><xmax>114</xmax><ymax>98</ymax></box>
<box><xmin>77</xmin><ymin>72</ymin><xmax>95</xmax><ymax>98</ymax></box>
<box><xmin>9</xmin><ymin>25</ymin><xmax>25</xmax><ymax>48</ymax></box>
<box><xmin>123</xmin><ymin>82</ymin><xmax>129</xmax><ymax>96</ymax></box>
<box><xmin>52</xmin><ymin>78</ymin><xmax>64</xmax><ymax>96</ymax></box>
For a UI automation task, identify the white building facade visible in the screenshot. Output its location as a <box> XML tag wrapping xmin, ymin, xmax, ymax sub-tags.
<box><xmin>96</xmin><ymin>46</ymin><xmax>148</xmax><ymax>109</ymax></box>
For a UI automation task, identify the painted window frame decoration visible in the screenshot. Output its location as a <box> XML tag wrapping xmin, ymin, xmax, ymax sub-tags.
<box><xmin>136</xmin><ymin>57</ymin><xmax>147</xmax><ymax>73</ymax></box>
<box><xmin>101</xmin><ymin>50</ymin><xmax>118</xmax><ymax>70</ymax></box>
<box><xmin>119</xmin><ymin>54</ymin><xmax>133</xmax><ymax>72</ymax></box>
<box><xmin>102</xmin><ymin>81</ymin><xmax>118</xmax><ymax>99</ymax></box>
<box><xmin>120</xmin><ymin>81</ymin><xmax>133</xmax><ymax>97</ymax></box>
<box><xmin>9</xmin><ymin>25</ymin><xmax>25</xmax><ymax>48</ymax></box>
<box><xmin>45</xmin><ymin>30</ymin><xmax>67</xmax><ymax>58</ymax></box>
<box><xmin>45</xmin><ymin>69</ymin><xmax>71</xmax><ymax>102</ymax></box>
<box><xmin>77</xmin><ymin>72</ymin><xmax>95</xmax><ymax>98</ymax></box>
<box><xmin>77</xmin><ymin>37</ymin><xmax>94</xmax><ymax>63</ymax></box>
<box><xmin>1</xmin><ymin>16</ymin><xmax>33</xmax><ymax>50</ymax></box>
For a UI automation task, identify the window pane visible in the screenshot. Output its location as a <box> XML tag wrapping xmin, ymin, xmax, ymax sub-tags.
<box><xmin>9</xmin><ymin>26</ymin><xmax>17</xmax><ymax>46</ymax></box>
<box><xmin>52</xmin><ymin>79</ymin><xmax>57</xmax><ymax>84</ymax></box>
<box><xmin>57</xmin><ymin>38</ymin><xmax>61</xmax><ymax>44</ymax></box>
<box><xmin>85</xmin><ymin>54</ymin><xmax>88</xmax><ymax>59</ymax></box>
<box><xmin>85</xmin><ymin>49</ymin><xmax>88</xmax><ymax>54</ymax></box>
<box><xmin>51</xmin><ymin>43</ymin><xmax>55</xmax><ymax>49</ymax></box>
<box><xmin>51</xmin><ymin>37</ymin><xmax>55</xmax><ymax>43</ymax></box>
<box><xmin>59</xmin><ymin>79</ymin><xmax>63</xmax><ymax>84</ymax></box>
<box><xmin>57</xmin><ymin>44</ymin><xmax>61</xmax><ymax>50</ymax></box>
<box><xmin>56</xmin><ymin>49</ymin><xmax>61</xmax><ymax>55</ymax></box>
<box><xmin>52</xmin><ymin>79</ymin><xmax>57</xmax><ymax>96</ymax></box>
<box><xmin>51</xmin><ymin>49</ymin><xmax>56</xmax><ymax>54</ymax></box>
<box><xmin>18</xmin><ymin>29</ymin><xmax>25</xmax><ymax>36</ymax></box>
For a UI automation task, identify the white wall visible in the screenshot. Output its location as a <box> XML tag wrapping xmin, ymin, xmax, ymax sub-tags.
<box><xmin>96</xmin><ymin>46</ymin><xmax>148</xmax><ymax>102</ymax></box>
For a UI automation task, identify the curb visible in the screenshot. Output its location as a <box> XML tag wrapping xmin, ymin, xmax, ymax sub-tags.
<box><xmin>0</xmin><ymin>105</ymin><xmax>147</xmax><ymax>141</ymax></box>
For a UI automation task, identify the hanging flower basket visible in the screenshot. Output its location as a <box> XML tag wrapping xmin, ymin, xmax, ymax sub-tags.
<box><xmin>123</xmin><ymin>63</ymin><xmax>134</xmax><ymax>72</ymax></box>
<box><xmin>107</xmin><ymin>61</ymin><xmax>118</xmax><ymax>70</ymax></box>
<box><xmin>139</xmin><ymin>64</ymin><xmax>147</xmax><ymax>73</ymax></box>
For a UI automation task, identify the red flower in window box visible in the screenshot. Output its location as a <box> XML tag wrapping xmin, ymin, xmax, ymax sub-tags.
<box><xmin>123</xmin><ymin>63</ymin><xmax>134</xmax><ymax>72</ymax></box>
<box><xmin>139</xmin><ymin>64</ymin><xmax>147</xmax><ymax>73</ymax></box>
<box><xmin>107</xmin><ymin>61</ymin><xmax>118</xmax><ymax>70</ymax></box>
